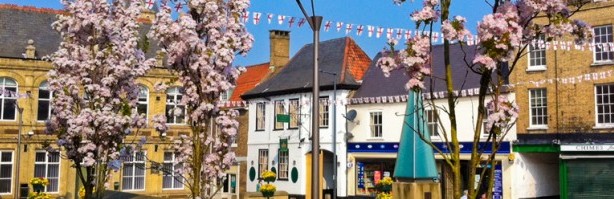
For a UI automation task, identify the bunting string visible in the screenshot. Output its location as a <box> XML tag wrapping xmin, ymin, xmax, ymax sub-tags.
<box><xmin>217</xmin><ymin>69</ymin><xmax>614</xmax><ymax>107</ymax></box>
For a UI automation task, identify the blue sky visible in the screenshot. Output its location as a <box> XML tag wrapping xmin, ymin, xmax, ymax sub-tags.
<box><xmin>1</xmin><ymin>0</ymin><xmax>492</xmax><ymax>67</ymax></box>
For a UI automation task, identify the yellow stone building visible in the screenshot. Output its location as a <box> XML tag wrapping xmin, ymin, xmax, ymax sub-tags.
<box><xmin>0</xmin><ymin>4</ymin><xmax>242</xmax><ymax>199</ymax></box>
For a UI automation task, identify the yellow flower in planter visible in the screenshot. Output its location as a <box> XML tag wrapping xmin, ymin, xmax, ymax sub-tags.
<box><xmin>28</xmin><ymin>192</ymin><xmax>51</xmax><ymax>199</ymax></box>
<box><xmin>261</xmin><ymin>170</ymin><xmax>276</xmax><ymax>182</ymax></box>
<box><xmin>376</xmin><ymin>192</ymin><xmax>392</xmax><ymax>199</ymax></box>
<box><xmin>30</xmin><ymin>177</ymin><xmax>49</xmax><ymax>186</ymax></box>
<box><xmin>260</xmin><ymin>183</ymin><xmax>276</xmax><ymax>197</ymax></box>
<box><xmin>379</xmin><ymin>177</ymin><xmax>393</xmax><ymax>186</ymax></box>
<box><xmin>78</xmin><ymin>186</ymin><xmax>97</xmax><ymax>198</ymax></box>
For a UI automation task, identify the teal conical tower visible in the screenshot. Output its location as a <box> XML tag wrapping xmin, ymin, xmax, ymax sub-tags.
<box><xmin>393</xmin><ymin>91</ymin><xmax>438</xmax><ymax>180</ymax></box>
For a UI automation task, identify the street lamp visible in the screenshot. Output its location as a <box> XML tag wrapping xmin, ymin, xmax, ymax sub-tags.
<box><xmin>14</xmin><ymin>103</ymin><xmax>23</xmax><ymax>199</ymax></box>
<box><xmin>319</xmin><ymin>70</ymin><xmax>337</xmax><ymax>199</ymax></box>
<box><xmin>294</xmin><ymin>1</ymin><xmax>323</xmax><ymax>199</ymax></box>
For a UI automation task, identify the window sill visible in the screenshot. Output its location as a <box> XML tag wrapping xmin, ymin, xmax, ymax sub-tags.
<box><xmin>366</xmin><ymin>138</ymin><xmax>384</xmax><ymax>141</ymax></box>
<box><xmin>526</xmin><ymin>66</ymin><xmax>546</xmax><ymax>72</ymax></box>
<box><xmin>593</xmin><ymin>125</ymin><xmax>614</xmax><ymax>130</ymax></box>
<box><xmin>527</xmin><ymin>126</ymin><xmax>548</xmax><ymax>130</ymax></box>
<box><xmin>591</xmin><ymin>61</ymin><xmax>614</xmax><ymax>66</ymax></box>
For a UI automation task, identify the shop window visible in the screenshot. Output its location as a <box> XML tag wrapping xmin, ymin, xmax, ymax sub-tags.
<box><xmin>163</xmin><ymin>152</ymin><xmax>183</xmax><ymax>189</ymax></box>
<box><xmin>258</xmin><ymin>149</ymin><xmax>268</xmax><ymax>178</ymax></box>
<box><xmin>165</xmin><ymin>87</ymin><xmax>185</xmax><ymax>124</ymax></box>
<box><xmin>34</xmin><ymin>151</ymin><xmax>60</xmax><ymax>193</ymax></box>
<box><xmin>370</xmin><ymin>112</ymin><xmax>383</xmax><ymax>138</ymax></box>
<box><xmin>0</xmin><ymin>77</ymin><xmax>17</xmax><ymax>121</ymax></box>
<box><xmin>278</xmin><ymin>150</ymin><xmax>289</xmax><ymax>180</ymax></box>
<box><xmin>256</xmin><ymin>103</ymin><xmax>265</xmax><ymax>131</ymax></box>
<box><xmin>529</xmin><ymin>88</ymin><xmax>548</xmax><ymax>127</ymax></box>
<box><xmin>289</xmin><ymin>99</ymin><xmax>300</xmax><ymax>129</ymax></box>
<box><xmin>223</xmin><ymin>174</ymin><xmax>237</xmax><ymax>194</ymax></box>
<box><xmin>355</xmin><ymin>160</ymin><xmax>395</xmax><ymax>196</ymax></box>
<box><xmin>596</xmin><ymin>84</ymin><xmax>614</xmax><ymax>126</ymax></box>
<box><xmin>122</xmin><ymin>151</ymin><xmax>146</xmax><ymax>191</ymax></box>
<box><xmin>594</xmin><ymin>25</ymin><xmax>614</xmax><ymax>63</ymax></box>
<box><xmin>37</xmin><ymin>81</ymin><xmax>52</xmax><ymax>121</ymax></box>
<box><xmin>274</xmin><ymin>100</ymin><xmax>285</xmax><ymax>130</ymax></box>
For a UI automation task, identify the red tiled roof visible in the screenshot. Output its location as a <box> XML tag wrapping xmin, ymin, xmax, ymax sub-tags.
<box><xmin>0</xmin><ymin>4</ymin><xmax>65</xmax><ymax>15</ymax></box>
<box><xmin>341</xmin><ymin>37</ymin><xmax>371</xmax><ymax>82</ymax></box>
<box><xmin>230</xmin><ymin>63</ymin><xmax>271</xmax><ymax>101</ymax></box>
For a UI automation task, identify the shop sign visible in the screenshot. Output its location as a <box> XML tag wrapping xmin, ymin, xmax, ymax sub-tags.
<box><xmin>279</xmin><ymin>139</ymin><xmax>289</xmax><ymax>152</ymax></box>
<box><xmin>493</xmin><ymin>164</ymin><xmax>503</xmax><ymax>199</ymax></box>
<box><xmin>561</xmin><ymin>144</ymin><xmax>614</xmax><ymax>152</ymax></box>
<box><xmin>434</xmin><ymin>141</ymin><xmax>511</xmax><ymax>154</ymax></box>
<box><xmin>357</xmin><ymin>162</ymin><xmax>365</xmax><ymax>189</ymax></box>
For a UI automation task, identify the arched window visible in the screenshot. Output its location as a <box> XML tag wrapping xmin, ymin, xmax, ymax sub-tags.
<box><xmin>165</xmin><ymin>87</ymin><xmax>185</xmax><ymax>124</ymax></box>
<box><xmin>137</xmin><ymin>85</ymin><xmax>148</xmax><ymax>119</ymax></box>
<box><xmin>0</xmin><ymin>77</ymin><xmax>17</xmax><ymax>121</ymax></box>
<box><xmin>37</xmin><ymin>81</ymin><xmax>52</xmax><ymax>121</ymax></box>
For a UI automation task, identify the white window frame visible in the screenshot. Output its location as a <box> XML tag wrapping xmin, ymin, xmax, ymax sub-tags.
<box><xmin>256</xmin><ymin>103</ymin><xmax>266</xmax><ymax>131</ymax></box>
<box><xmin>165</xmin><ymin>87</ymin><xmax>185</xmax><ymax>124</ymax></box>
<box><xmin>34</xmin><ymin>151</ymin><xmax>60</xmax><ymax>193</ymax></box>
<box><xmin>258</xmin><ymin>149</ymin><xmax>268</xmax><ymax>178</ymax></box>
<box><xmin>527</xmin><ymin>35</ymin><xmax>547</xmax><ymax>71</ymax></box>
<box><xmin>370</xmin><ymin>111</ymin><xmax>383</xmax><ymax>138</ymax></box>
<box><xmin>288</xmin><ymin>99</ymin><xmax>300</xmax><ymax>129</ymax></box>
<box><xmin>220</xmin><ymin>89</ymin><xmax>233</xmax><ymax>102</ymax></box>
<box><xmin>425</xmin><ymin>109</ymin><xmax>439</xmax><ymax>138</ymax></box>
<box><xmin>0</xmin><ymin>151</ymin><xmax>13</xmax><ymax>195</ymax></box>
<box><xmin>529</xmin><ymin>89</ymin><xmax>548</xmax><ymax>128</ymax></box>
<box><xmin>162</xmin><ymin>152</ymin><xmax>184</xmax><ymax>190</ymax></box>
<box><xmin>319</xmin><ymin>97</ymin><xmax>329</xmax><ymax>128</ymax></box>
<box><xmin>122</xmin><ymin>151</ymin><xmax>146</xmax><ymax>191</ymax></box>
<box><xmin>593</xmin><ymin>25</ymin><xmax>614</xmax><ymax>63</ymax></box>
<box><xmin>0</xmin><ymin>77</ymin><xmax>17</xmax><ymax>121</ymax></box>
<box><xmin>595</xmin><ymin>84</ymin><xmax>614</xmax><ymax>127</ymax></box>
<box><xmin>277</xmin><ymin>150</ymin><xmax>289</xmax><ymax>180</ymax></box>
<box><xmin>37</xmin><ymin>81</ymin><xmax>53</xmax><ymax>122</ymax></box>
<box><xmin>274</xmin><ymin>100</ymin><xmax>286</xmax><ymax>130</ymax></box>
<box><xmin>137</xmin><ymin>85</ymin><xmax>149</xmax><ymax>122</ymax></box>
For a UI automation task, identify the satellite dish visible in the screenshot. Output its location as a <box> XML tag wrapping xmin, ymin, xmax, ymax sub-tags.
<box><xmin>344</xmin><ymin>109</ymin><xmax>357</xmax><ymax>122</ymax></box>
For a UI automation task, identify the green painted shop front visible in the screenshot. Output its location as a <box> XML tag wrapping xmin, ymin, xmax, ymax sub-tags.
<box><xmin>515</xmin><ymin>144</ymin><xmax>614</xmax><ymax>199</ymax></box>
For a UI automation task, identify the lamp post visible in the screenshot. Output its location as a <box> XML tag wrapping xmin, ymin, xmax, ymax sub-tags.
<box><xmin>14</xmin><ymin>103</ymin><xmax>23</xmax><ymax>199</ymax></box>
<box><xmin>294</xmin><ymin>1</ymin><xmax>323</xmax><ymax>198</ymax></box>
<box><xmin>319</xmin><ymin>70</ymin><xmax>337</xmax><ymax>199</ymax></box>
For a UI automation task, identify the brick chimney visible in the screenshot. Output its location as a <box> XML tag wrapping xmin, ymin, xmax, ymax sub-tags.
<box><xmin>269</xmin><ymin>30</ymin><xmax>290</xmax><ymax>72</ymax></box>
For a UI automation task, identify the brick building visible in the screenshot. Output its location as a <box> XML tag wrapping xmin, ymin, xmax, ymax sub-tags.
<box><xmin>510</xmin><ymin>1</ymin><xmax>614</xmax><ymax>198</ymax></box>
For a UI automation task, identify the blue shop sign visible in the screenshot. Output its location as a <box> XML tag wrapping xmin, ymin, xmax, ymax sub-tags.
<box><xmin>433</xmin><ymin>141</ymin><xmax>511</xmax><ymax>154</ymax></box>
<box><xmin>347</xmin><ymin>142</ymin><xmax>511</xmax><ymax>154</ymax></box>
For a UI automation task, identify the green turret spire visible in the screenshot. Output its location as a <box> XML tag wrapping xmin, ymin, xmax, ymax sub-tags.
<box><xmin>394</xmin><ymin>91</ymin><xmax>438</xmax><ymax>180</ymax></box>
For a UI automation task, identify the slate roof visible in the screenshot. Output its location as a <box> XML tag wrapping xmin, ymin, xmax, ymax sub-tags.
<box><xmin>353</xmin><ymin>43</ymin><xmax>502</xmax><ymax>98</ymax></box>
<box><xmin>241</xmin><ymin>37</ymin><xmax>371</xmax><ymax>99</ymax></box>
<box><xmin>229</xmin><ymin>63</ymin><xmax>271</xmax><ymax>101</ymax></box>
<box><xmin>0</xmin><ymin>4</ymin><xmax>158</xmax><ymax>60</ymax></box>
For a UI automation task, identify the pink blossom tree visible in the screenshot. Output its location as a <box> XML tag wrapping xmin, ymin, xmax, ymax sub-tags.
<box><xmin>46</xmin><ymin>0</ymin><xmax>154</xmax><ymax>198</ymax></box>
<box><xmin>149</xmin><ymin>0</ymin><xmax>253</xmax><ymax>198</ymax></box>
<box><xmin>379</xmin><ymin>0</ymin><xmax>592</xmax><ymax>198</ymax></box>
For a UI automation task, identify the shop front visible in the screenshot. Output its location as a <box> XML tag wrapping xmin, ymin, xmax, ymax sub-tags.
<box><xmin>560</xmin><ymin>144</ymin><xmax>614</xmax><ymax>199</ymax></box>
<box><xmin>346</xmin><ymin>142</ymin><xmax>512</xmax><ymax>199</ymax></box>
